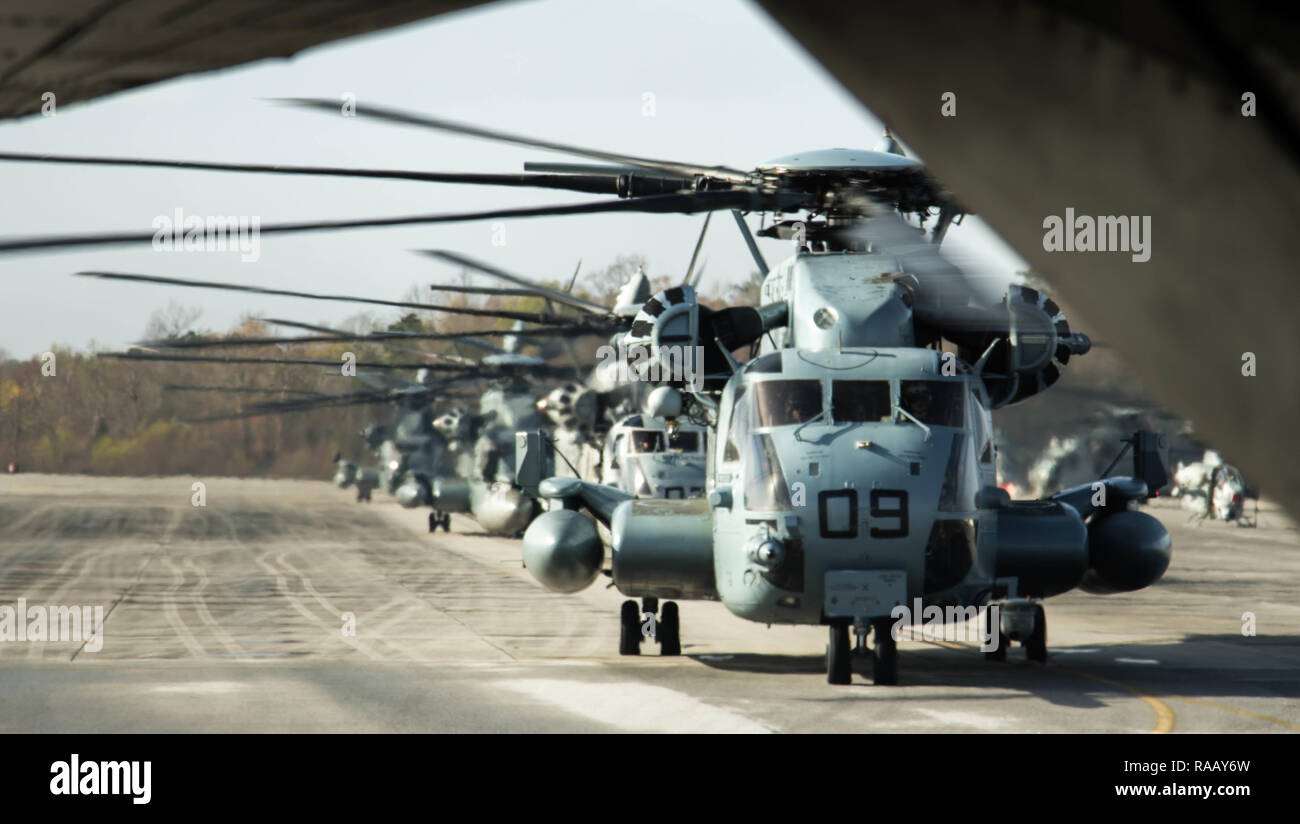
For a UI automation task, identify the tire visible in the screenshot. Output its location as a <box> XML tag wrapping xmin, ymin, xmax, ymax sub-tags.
<box><xmin>984</xmin><ymin>606</ymin><xmax>1008</xmax><ymax>662</ymax></box>
<box><xmin>1025</xmin><ymin>604</ymin><xmax>1047</xmax><ymax>663</ymax></box>
<box><xmin>428</xmin><ymin>512</ymin><xmax>439</xmax><ymax>533</ymax></box>
<box><xmin>827</xmin><ymin>622</ymin><xmax>852</xmax><ymax>685</ymax></box>
<box><xmin>659</xmin><ymin>601</ymin><xmax>681</xmax><ymax>656</ymax></box>
<box><xmin>441</xmin><ymin>513</ymin><xmax>452</xmax><ymax>532</ymax></box>
<box><xmin>619</xmin><ymin>600</ymin><xmax>642</xmax><ymax>656</ymax></box>
<box><xmin>871</xmin><ymin>617</ymin><xmax>898</xmax><ymax>685</ymax></box>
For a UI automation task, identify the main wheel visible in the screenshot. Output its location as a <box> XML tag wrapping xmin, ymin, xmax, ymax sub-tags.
<box><xmin>826</xmin><ymin>622</ymin><xmax>852</xmax><ymax>685</ymax></box>
<box><xmin>984</xmin><ymin>605</ymin><xmax>1008</xmax><ymax>662</ymax></box>
<box><xmin>871</xmin><ymin>617</ymin><xmax>898</xmax><ymax>685</ymax></box>
<box><xmin>619</xmin><ymin>600</ymin><xmax>642</xmax><ymax>656</ymax></box>
<box><xmin>428</xmin><ymin>511</ymin><xmax>439</xmax><ymax>533</ymax></box>
<box><xmin>1025</xmin><ymin>604</ymin><xmax>1047</xmax><ymax>663</ymax></box>
<box><xmin>659</xmin><ymin>601</ymin><xmax>681</xmax><ymax>656</ymax></box>
<box><xmin>440</xmin><ymin>513</ymin><xmax>451</xmax><ymax>532</ymax></box>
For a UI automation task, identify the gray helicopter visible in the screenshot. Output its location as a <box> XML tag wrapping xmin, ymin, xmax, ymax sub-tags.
<box><xmin>0</xmin><ymin>105</ymin><xmax>1173</xmax><ymax>685</ymax></box>
<box><xmin>507</xmin><ymin>148</ymin><xmax>1170</xmax><ymax>684</ymax></box>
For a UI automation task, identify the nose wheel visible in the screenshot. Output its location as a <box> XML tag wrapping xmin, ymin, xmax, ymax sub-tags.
<box><xmin>826</xmin><ymin>621</ymin><xmax>852</xmax><ymax>684</ymax></box>
<box><xmin>427</xmin><ymin>511</ymin><xmax>451</xmax><ymax>533</ymax></box>
<box><xmin>827</xmin><ymin>618</ymin><xmax>898</xmax><ymax>685</ymax></box>
<box><xmin>870</xmin><ymin>617</ymin><xmax>898</xmax><ymax>685</ymax></box>
<box><xmin>619</xmin><ymin>598</ymin><xmax>680</xmax><ymax>656</ymax></box>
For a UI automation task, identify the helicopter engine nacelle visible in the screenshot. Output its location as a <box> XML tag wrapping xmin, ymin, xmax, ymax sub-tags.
<box><xmin>1080</xmin><ymin>510</ymin><xmax>1172</xmax><ymax>594</ymax></box>
<box><xmin>395</xmin><ymin>478</ymin><xmax>430</xmax><ymax>509</ymax></box>
<box><xmin>521</xmin><ymin>509</ymin><xmax>605</xmax><ymax>593</ymax></box>
<box><xmin>429</xmin><ymin>477</ymin><xmax>472</xmax><ymax>513</ymax></box>
<box><xmin>609</xmin><ymin>498</ymin><xmax>716</xmax><ymax>599</ymax></box>
<box><xmin>993</xmin><ymin>500</ymin><xmax>1089</xmax><ymax>597</ymax></box>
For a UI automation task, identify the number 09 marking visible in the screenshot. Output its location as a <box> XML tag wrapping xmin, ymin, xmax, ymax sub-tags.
<box><xmin>869</xmin><ymin>489</ymin><xmax>909</xmax><ymax>538</ymax></box>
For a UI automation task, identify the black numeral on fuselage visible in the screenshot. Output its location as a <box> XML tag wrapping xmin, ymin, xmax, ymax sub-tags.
<box><xmin>869</xmin><ymin>489</ymin><xmax>909</xmax><ymax>538</ymax></box>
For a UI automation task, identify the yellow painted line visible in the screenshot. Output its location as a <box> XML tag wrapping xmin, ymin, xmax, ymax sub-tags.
<box><xmin>1164</xmin><ymin>694</ymin><xmax>1300</xmax><ymax>731</ymax></box>
<box><xmin>1075</xmin><ymin>672</ymin><xmax>1175</xmax><ymax>734</ymax></box>
<box><xmin>907</xmin><ymin>630</ymin><xmax>1295</xmax><ymax>732</ymax></box>
<box><xmin>910</xmin><ymin>635</ymin><xmax>1176</xmax><ymax>734</ymax></box>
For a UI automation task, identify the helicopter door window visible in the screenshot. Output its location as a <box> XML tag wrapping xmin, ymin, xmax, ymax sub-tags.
<box><xmin>753</xmin><ymin>380</ymin><xmax>823</xmax><ymax>427</ymax></box>
<box><xmin>831</xmin><ymin>380</ymin><xmax>892</xmax><ymax>423</ymax></box>
<box><xmin>899</xmin><ymin>381</ymin><xmax>966</xmax><ymax>428</ymax></box>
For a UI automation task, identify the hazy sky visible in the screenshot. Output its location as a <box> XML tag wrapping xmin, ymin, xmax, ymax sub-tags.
<box><xmin>0</xmin><ymin>0</ymin><xmax>1027</xmax><ymax>359</ymax></box>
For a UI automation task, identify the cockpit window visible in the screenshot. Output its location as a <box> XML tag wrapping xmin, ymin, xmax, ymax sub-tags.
<box><xmin>900</xmin><ymin>380</ymin><xmax>966</xmax><ymax>427</ymax></box>
<box><xmin>628</xmin><ymin>430</ymin><xmax>664</xmax><ymax>453</ymax></box>
<box><xmin>723</xmin><ymin>385</ymin><xmax>747</xmax><ymax>462</ymax></box>
<box><xmin>753</xmin><ymin>380</ymin><xmax>823</xmax><ymax>427</ymax></box>
<box><xmin>831</xmin><ymin>380</ymin><xmax>892</xmax><ymax>423</ymax></box>
<box><xmin>743</xmin><ymin>433</ymin><xmax>793</xmax><ymax>511</ymax></box>
<box><xmin>667</xmin><ymin>430</ymin><xmax>700</xmax><ymax>453</ymax></box>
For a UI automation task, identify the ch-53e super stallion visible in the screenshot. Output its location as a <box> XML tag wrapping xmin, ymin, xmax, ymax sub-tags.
<box><xmin>0</xmin><ymin>104</ymin><xmax>1172</xmax><ymax>685</ymax></box>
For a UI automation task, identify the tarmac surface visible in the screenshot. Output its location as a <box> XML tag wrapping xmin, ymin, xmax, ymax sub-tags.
<box><xmin>0</xmin><ymin>474</ymin><xmax>1297</xmax><ymax>733</ymax></box>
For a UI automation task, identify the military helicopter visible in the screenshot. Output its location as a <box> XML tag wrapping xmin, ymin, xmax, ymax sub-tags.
<box><xmin>78</xmin><ymin>271</ymin><xmax>597</xmax><ymax>534</ymax></box>
<box><xmin>1171</xmin><ymin>451</ymin><xmax>1257</xmax><ymax>527</ymax></box>
<box><xmin>0</xmin><ymin>104</ymin><xmax>1173</xmax><ymax>685</ymax></box>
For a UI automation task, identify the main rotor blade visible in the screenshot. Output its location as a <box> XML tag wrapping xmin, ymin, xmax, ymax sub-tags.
<box><xmin>162</xmin><ymin>384</ymin><xmax>322</xmax><ymax>396</ymax></box>
<box><xmin>254</xmin><ymin>317</ymin><xmax>475</xmax><ymax>364</ymax></box>
<box><xmin>262</xmin><ymin>317</ymin><xmax>616</xmax><ymax>342</ymax></box>
<box><xmin>276</xmin><ymin>98</ymin><xmax>754</xmax><ymax>184</ymax></box>
<box><xmin>0</xmin><ymin>190</ymin><xmax>789</xmax><ymax>256</ymax></box>
<box><xmin>419</xmin><ymin>250</ymin><xmax>611</xmax><ymax>315</ymax></box>
<box><xmin>425</xmin><ymin>282</ymin><xmax>561</xmax><ymax>299</ymax></box>
<box><xmin>184</xmin><ymin>392</ymin><xmax>413</xmax><ymax>422</ymax></box>
<box><xmin>0</xmin><ymin>151</ymin><xmax>621</xmax><ymax>194</ymax></box>
<box><xmin>140</xmin><ymin>325</ymin><xmax>611</xmax><ymax>349</ymax></box>
<box><xmin>74</xmin><ymin>271</ymin><xmax>576</xmax><ymax>326</ymax></box>
<box><xmin>99</xmin><ymin>351</ymin><xmax>580</xmax><ymax>377</ymax></box>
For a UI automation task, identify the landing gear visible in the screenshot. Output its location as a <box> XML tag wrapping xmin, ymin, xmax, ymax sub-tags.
<box><xmin>984</xmin><ymin>606</ymin><xmax>1008</xmax><ymax>662</ymax></box>
<box><xmin>870</xmin><ymin>617</ymin><xmax>898</xmax><ymax>685</ymax></box>
<box><xmin>1025</xmin><ymin>604</ymin><xmax>1048</xmax><ymax>663</ymax></box>
<box><xmin>427</xmin><ymin>511</ymin><xmax>451</xmax><ymax>533</ymax></box>
<box><xmin>356</xmin><ymin>487</ymin><xmax>371</xmax><ymax>503</ymax></box>
<box><xmin>659</xmin><ymin>601</ymin><xmax>681</xmax><ymax>656</ymax></box>
<box><xmin>619</xmin><ymin>598</ymin><xmax>681</xmax><ymax>656</ymax></box>
<box><xmin>619</xmin><ymin>600</ymin><xmax>642</xmax><ymax>656</ymax></box>
<box><xmin>826</xmin><ymin>621</ymin><xmax>852</xmax><ymax>685</ymax></box>
<box><xmin>985</xmin><ymin>600</ymin><xmax>1047</xmax><ymax>663</ymax></box>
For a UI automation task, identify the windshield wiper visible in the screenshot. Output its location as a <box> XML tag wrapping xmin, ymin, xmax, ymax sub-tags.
<box><xmin>895</xmin><ymin>407</ymin><xmax>932</xmax><ymax>442</ymax></box>
<box><xmin>793</xmin><ymin>408</ymin><xmax>828</xmax><ymax>442</ymax></box>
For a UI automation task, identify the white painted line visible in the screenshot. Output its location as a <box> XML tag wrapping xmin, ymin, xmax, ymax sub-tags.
<box><xmin>149</xmin><ymin>681</ymin><xmax>247</xmax><ymax>694</ymax></box>
<box><xmin>1115</xmin><ymin>658</ymin><xmax>1160</xmax><ymax>665</ymax></box>
<box><xmin>911</xmin><ymin>708</ymin><xmax>1011</xmax><ymax>730</ymax></box>
<box><xmin>492</xmin><ymin>678</ymin><xmax>772</xmax><ymax>733</ymax></box>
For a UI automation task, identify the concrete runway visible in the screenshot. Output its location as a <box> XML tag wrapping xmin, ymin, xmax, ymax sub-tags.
<box><xmin>0</xmin><ymin>474</ymin><xmax>1297</xmax><ymax>733</ymax></box>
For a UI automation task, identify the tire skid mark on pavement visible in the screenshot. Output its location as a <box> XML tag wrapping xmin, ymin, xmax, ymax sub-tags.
<box><xmin>181</xmin><ymin>553</ymin><xmax>244</xmax><ymax>657</ymax></box>
<box><xmin>72</xmin><ymin>506</ymin><xmax>183</xmax><ymax>661</ymax></box>
<box><xmin>214</xmin><ymin>510</ymin><xmax>385</xmax><ymax>661</ymax></box>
